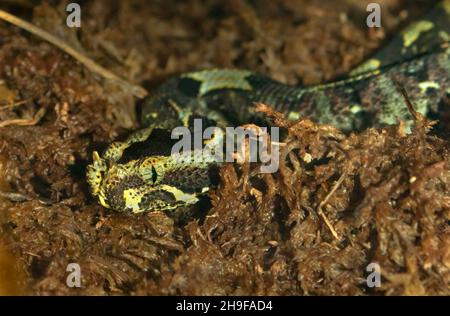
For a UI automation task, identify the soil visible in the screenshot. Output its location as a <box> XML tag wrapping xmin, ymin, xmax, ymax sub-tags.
<box><xmin>0</xmin><ymin>0</ymin><xmax>448</xmax><ymax>295</ymax></box>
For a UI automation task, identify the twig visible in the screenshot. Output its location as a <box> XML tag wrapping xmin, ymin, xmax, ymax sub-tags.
<box><xmin>317</xmin><ymin>168</ymin><xmax>347</xmax><ymax>241</ymax></box>
<box><xmin>394</xmin><ymin>82</ymin><xmax>423</xmax><ymax>123</ymax></box>
<box><xmin>0</xmin><ymin>99</ymin><xmax>29</xmax><ymax>111</ymax></box>
<box><xmin>0</xmin><ymin>191</ymin><xmax>28</xmax><ymax>202</ymax></box>
<box><xmin>0</xmin><ymin>107</ymin><xmax>46</xmax><ymax>128</ymax></box>
<box><xmin>0</xmin><ymin>10</ymin><xmax>148</xmax><ymax>98</ymax></box>
<box><xmin>394</xmin><ymin>80</ymin><xmax>437</xmax><ymax>131</ymax></box>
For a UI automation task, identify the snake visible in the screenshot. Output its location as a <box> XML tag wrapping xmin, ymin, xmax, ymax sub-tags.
<box><xmin>87</xmin><ymin>1</ymin><xmax>450</xmax><ymax>214</ymax></box>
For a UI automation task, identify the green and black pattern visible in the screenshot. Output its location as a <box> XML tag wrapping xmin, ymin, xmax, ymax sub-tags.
<box><xmin>87</xmin><ymin>1</ymin><xmax>450</xmax><ymax>213</ymax></box>
<box><xmin>141</xmin><ymin>1</ymin><xmax>450</xmax><ymax>132</ymax></box>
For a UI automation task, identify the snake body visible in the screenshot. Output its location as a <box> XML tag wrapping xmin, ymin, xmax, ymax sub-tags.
<box><xmin>87</xmin><ymin>1</ymin><xmax>450</xmax><ymax>213</ymax></box>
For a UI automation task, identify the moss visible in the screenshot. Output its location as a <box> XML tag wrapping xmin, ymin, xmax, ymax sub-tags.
<box><xmin>0</xmin><ymin>0</ymin><xmax>448</xmax><ymax>295</ymax></box>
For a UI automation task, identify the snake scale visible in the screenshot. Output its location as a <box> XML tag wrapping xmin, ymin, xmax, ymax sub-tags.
<box><xmin>87</xmin><ymin>1</ymin><xmax>450</xmax><ymax>213</ymax></box>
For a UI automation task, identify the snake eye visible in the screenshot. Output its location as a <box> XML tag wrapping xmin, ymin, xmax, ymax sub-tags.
<box><xmin>139</xmin><ymin>158</ymin><xmax>164</xmax><ymax>184</ymax></box>
<box><xmin>151</xmin><ymin>165</ymin><xmax>158</xmax><ymax>183</ymax></box>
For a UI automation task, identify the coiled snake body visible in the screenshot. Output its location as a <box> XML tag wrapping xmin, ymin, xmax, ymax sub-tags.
<box><xmin>87</xmin><ymin>1</ymin><xmax>450</xmax><ymax>213</ymax></box>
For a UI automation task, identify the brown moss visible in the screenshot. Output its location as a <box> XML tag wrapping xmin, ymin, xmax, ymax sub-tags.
<box><xmin>0</xmin><ymin>0</ymin><xmax>448</xmax><ymax>295</ymax></box>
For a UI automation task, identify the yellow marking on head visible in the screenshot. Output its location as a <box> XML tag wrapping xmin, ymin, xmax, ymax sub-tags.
<box><xmin>98</xmin><ymin>192</ymin><xmax>110</xmax><ymax>209</ymax></box>
<box><xmin>418</xmin><ymin>81</ymin><xmax>440</xmax><ymax>93</ymax></box>
<box><xmin>159</xmin><ymin>185</ymin><xmax>199</xmax><ymax>205</ymax></box>
<box><xmin>103</xmin><ymin>141</ymin><xmax>129</xmax><ymax>161</ymax></box>
<box><xmin>87</xmin><ymin>151</ymin><xmax>107</xmax><ymax>196</ymax></box>
<box><xmin>184</xmin><ymin>69</ymin><xmax>253</xmax><ymax>96</ymax></box>
<box><xmin>93</xmin><ymin>151</ymin><xmax>101</xmax><ymax>163</ymax></box>
<box><xmin>402</xmin><ymin>20</ymin><xmax>434</xmax><ymax>47</ymax></box>
<box><xmin>123</xmin><ymin>189</ymin><xmax>143</xmax><ymax>213</ymax></box>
